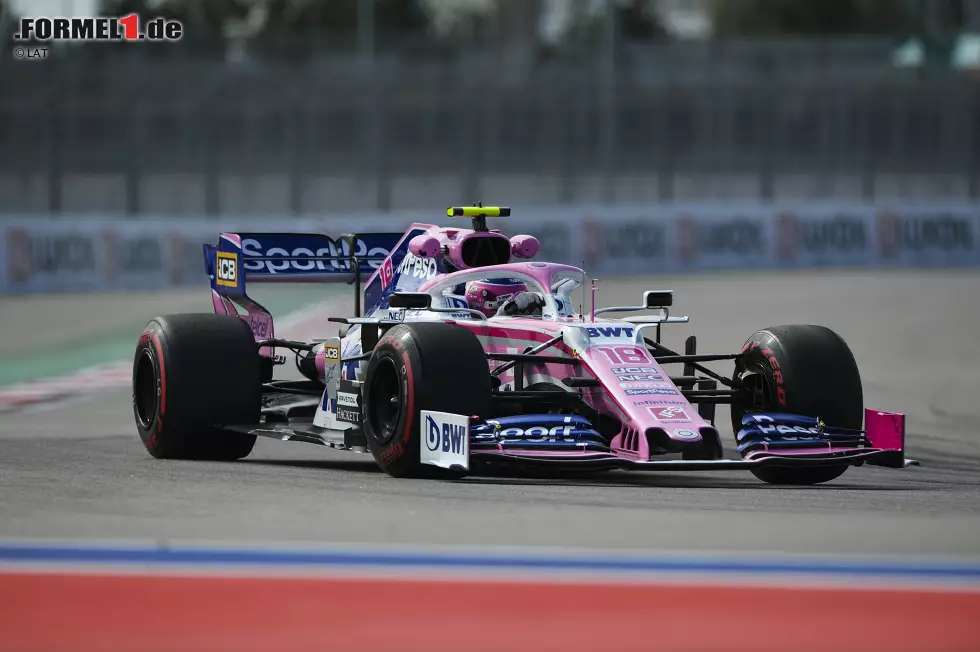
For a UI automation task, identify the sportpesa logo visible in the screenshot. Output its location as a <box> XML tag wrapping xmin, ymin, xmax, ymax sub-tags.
<box><xmin>241</xmin><ymin>238</ymin><xmax>391</xmax><ymax>274</ymax></box>
<box><xmin>397</xmin><ymin>251</ymin><xmax>438</xmax><ymax>280</ymax></box>
<box><xmin>490</xmin><ymin>424</ymin><xmax>580</xmax><ymax>442</ymax></box>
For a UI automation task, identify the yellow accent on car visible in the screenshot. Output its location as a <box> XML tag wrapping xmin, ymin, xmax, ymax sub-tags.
<box><xmin>447</xmin><ymin>206</ymin><xmax>511</xmax><ymax>217</ymax></box>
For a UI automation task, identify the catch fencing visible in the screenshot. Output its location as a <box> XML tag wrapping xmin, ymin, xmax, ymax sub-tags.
<box><xmin>2</xmin><ymin>40</ymin><xmax>979</xmax><ymax>214</ymax></box>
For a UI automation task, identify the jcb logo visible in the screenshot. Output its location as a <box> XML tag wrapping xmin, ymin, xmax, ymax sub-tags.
<box><xmin>216</xmin><ymin>252</ymin><xmax>238</xmax><ymax>287</ymax></box>
<box><xmin>324</xmin><ymin>346</ymin><xmax>340</xmax><ymax>363</ymax></box>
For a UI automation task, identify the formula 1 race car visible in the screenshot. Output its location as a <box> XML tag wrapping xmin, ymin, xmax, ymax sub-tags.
<box><xmin>131</xmin><ymin>205</ymin><xmax>915</xmax><ymax>485</ymax></box>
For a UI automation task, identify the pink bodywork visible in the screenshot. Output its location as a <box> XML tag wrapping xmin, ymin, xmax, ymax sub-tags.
<box><xmin>365</xmin><ymin>223</ymin><xmax>540</xmax><ymax>291</ymax></box>
<box><xmin>459</xmin><ymin>320</ymin><xmax>713</xmax><ymax>459</ymax></box>
<box><xmin>865</xmin><ymin>409</ymin><xmax>905</xmax><ymax>451</ymax></box>
<box><xmin>420</xmin><ymin>262</ymin><xmax>717</xmax><ymax>460</ymax></box>
<box><xmin>211</xmin><ymin>289</ymin><xmax>276</xmax><ymax>358</ymax></box>
<box><xmin>211</xmin><ymin>233</ymin><xmax>277</xmax><ymax>354</ymax></box>
<box><xmin>408</xmin><ymin>235</ymin><xmax>441</xmax><ymax>258</ymax></box>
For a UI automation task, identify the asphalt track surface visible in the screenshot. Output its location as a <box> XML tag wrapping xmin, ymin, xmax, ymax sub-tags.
<box><xmin>1</xmin><ymin>270</ymin><xmax>979</xmax><ymax>558</ymax></box>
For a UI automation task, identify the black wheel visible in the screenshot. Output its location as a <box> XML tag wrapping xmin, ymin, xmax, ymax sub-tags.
<box><xmin>133</xmin><ymin>314</ymin><xmax>261</xmax><ymax>461</ymax></box>
<box><xmin>732</xmin><ymin>325</ymin><xmax>863</xmax><ymax>485</ymax></box>
<box><xmin>362</xmin><ymin>322</ymin><xmax>491</xmax><ymax>478</ymax></box>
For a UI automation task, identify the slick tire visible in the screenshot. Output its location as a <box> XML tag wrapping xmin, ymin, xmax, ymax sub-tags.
<box><xmin>362</xmin><ymin>322</ymin><xmax>491</xmax><ymax>478</ymax></box>
<box><xmin>732</xmin><ymin>325</ymin><xmax>863</xmax><ymax>486</ymax></box>
<box><xmin>133</xmin><ymin>314</ymin><xmax>261</xmax><ymax>461</ymax></box>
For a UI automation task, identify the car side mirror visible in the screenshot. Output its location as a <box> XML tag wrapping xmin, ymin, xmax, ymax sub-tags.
<box><xmin>388</xmin><ymin>292</ymin><xmax>432</xmax><ymax>310</ymax></box>
<box><xmin>644</xmin><ymin>290</ymin><xmax>673</xmax><ymax>308</ymax></box>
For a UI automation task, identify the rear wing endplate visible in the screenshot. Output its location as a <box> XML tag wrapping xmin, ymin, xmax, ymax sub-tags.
<box><xmin>203</xmin><ymin>231</ymin><xmax>402</xmax><ymax>351</ymax></box>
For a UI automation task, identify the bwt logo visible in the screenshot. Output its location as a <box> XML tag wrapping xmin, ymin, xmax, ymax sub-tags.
<box><xmin>425</xmin><ymin>415</ymin><xmax>466</xmax><ymax>454</ymax></box>
<box><xmin>586</xmin><ymin>327</ymin><xmax>634</xmax><ymax>338</ymax></box>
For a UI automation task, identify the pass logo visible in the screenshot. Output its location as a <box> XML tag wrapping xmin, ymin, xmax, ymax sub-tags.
<box><xmin>586</xmin><ymin>326</ymin><xmax>635</xmax><ymax>339</ymax></box>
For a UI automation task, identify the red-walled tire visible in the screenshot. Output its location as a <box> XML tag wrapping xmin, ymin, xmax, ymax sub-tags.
<box><xmin>133</xmin><ymin>314</ymin><xmax>260</xmax><ymax>461</ymax></box>
<box><xmin>361</xmin><ymin>322</ymin><xmax>491</xmax><ymax>478</ymax></box>
<box><xmin>732</xmin><ymin>324</ymin><xmax>863</xmax><ymax>486</ymax></box>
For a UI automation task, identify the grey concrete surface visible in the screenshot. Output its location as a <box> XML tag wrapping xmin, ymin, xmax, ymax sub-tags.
<box><xmin>1</xmin><ymin>270</ymin><xmax>978</xmax><ymax>558</ymax></box>
<box><xmin>0</xmin><ymin>286</ymin><xmax>316</xmax><ymax>357</ymax></box>
<box><xmin>0</xmin><ymin>289</ymin><xmax>212</xmax><ymax>356</ymax></box>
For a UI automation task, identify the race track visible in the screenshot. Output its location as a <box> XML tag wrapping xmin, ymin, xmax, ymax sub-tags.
<box><xmin>1</xmin><ymin>270</ymin><xmax>979</xmax><ymax>558</ymax></box>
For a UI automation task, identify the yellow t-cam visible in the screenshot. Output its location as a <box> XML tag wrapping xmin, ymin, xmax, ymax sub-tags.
<box><xmin>447</xmin><ymin>206</ymin><xmax>512</xmax><ymax>218</ymax></box>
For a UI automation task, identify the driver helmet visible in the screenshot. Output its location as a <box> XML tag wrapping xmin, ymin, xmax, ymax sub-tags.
<box><xmin>464</xmin><ymin>278</ymin><xmax>527</xmax><ymax>317</ymax></box>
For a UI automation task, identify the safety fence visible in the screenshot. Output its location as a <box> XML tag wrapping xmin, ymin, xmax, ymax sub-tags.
<box><xmin>1</xmin><ymin>202</ymin><xmax>978</xmax><ymax>294</ymax></box>
<box><xmin>2</xmin><ymin>55</ymin><xmax>979</xmax><ymax>214</ymax></box>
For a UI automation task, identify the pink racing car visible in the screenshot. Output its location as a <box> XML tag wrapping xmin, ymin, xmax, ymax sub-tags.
<box><xmin>131</xmin><ymin>205</ymin><xmax>916</xmax><ymax>484</ymax></box>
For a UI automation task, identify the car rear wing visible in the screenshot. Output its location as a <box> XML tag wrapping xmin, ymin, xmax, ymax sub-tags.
<box><xmin>205</xmin><ymin>232</ymin><xmax>401</xmax><ymax>287</ymax></box>
<box><xmin>203</xmin><ymin>231</ymin><xmax>401</xmax><ymax>354</ymax></box>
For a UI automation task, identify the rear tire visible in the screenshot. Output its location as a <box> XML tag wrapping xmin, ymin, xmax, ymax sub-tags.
<box><xmin>732</xmin><ymin>325</ymin><xmax>863</xmax><ymax>486</ymax></box>
<box><xmin>362</xmin><ymin>322</ymin><xmax>491</xmax><ymax>478</ymax></box>
<box><xmin>133</xmin><ymin>314</ymin><xmax>260</xmax><ymax>461</ymax></box>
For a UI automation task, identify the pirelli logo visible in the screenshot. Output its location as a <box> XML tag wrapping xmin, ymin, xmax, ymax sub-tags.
<box><xmin>216</xmin><ymin>252</ymin><xmax>238</xmax><ymax>287</ymax></box>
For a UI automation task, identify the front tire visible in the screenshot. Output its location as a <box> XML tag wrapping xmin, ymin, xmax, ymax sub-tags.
<box><xmin>133</xmin><ymin>314</ymin><xmax>261</xmax><ymax>461</ymax></box>
<box><xmin>732</xmin><ymin>325</ymin><xmax>863</xmax><ymax>485</ymax></box>
<box><xmin>361</xmin><ymin>322</ymin><xmax>491</xmax><ymax>478</ymax></box>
